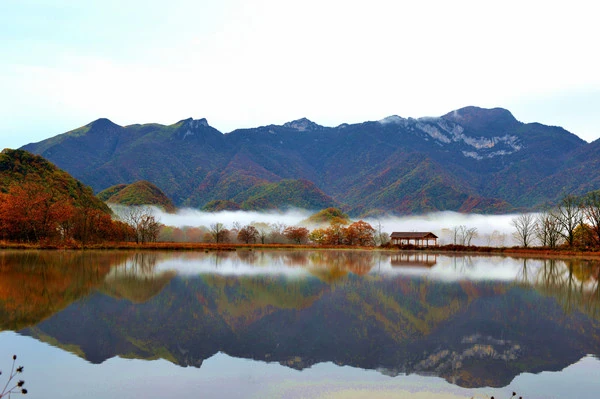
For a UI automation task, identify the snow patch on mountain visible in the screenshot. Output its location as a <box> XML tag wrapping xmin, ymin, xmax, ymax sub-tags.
<box><xmin>378</xmin><ymin>115</ymin><xmax>407</xmax><ymax>126</ymax></box>
<box><xmin>283</xmin><ymin>118</ymin><xmax>321</xmax><ymax>131</ymax></box>
<box><xmin>413</xmin><ymin>117</ymin><xmax>523</xmax><ymax>159</ymax></box>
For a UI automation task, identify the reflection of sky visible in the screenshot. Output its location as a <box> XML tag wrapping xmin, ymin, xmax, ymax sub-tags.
<box><xmin>378</xmin><ymin>256</ymin><xmax>544</xmax><ymax>281</ymax></box>
<box><xmin>154</xmin><ymin>254</ymin><xmax>311</xmax><ymax>278</ymax></box>
<box><xmin>1</xmin><ymin>331</ymin><xmax>598</xmax><ymax>399</ymax></box>
<box><xmin>147</xmin><ymin>252</ymin><xmax>554</xmax><ymax>283</ymax></box>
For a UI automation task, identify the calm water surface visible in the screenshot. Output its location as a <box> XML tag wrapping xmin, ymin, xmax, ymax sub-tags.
<box><xmin>1</xmin><ymin>250</ymin><xmax>599</xmax><ymax>398</ymax></box>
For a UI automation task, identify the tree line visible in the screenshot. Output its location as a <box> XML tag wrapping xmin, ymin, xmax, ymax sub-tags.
<box><xmin>0</xmin><ymin>187</ymin><xmax>386</xmax><ymax>247</ymax></box>
<box><xmin>159</xmin><ymin>218</ymin><xmax>389</xmax><ymax>247</ymax></box>
<box><xmin>512</xmin><ymin>192</ymin><xmax>600</xmax><ymax>249</ymax></box>
<box><xmin>0</xmin><ymin>182</ymin><xmax>133</xmax><ymax>244</ymax></box>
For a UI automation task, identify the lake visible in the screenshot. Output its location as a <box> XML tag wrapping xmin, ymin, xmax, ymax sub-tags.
<box><xmin>1</xmin><ymin>250</ymin><xmax>599</xmax><ymax>398</ymax></box>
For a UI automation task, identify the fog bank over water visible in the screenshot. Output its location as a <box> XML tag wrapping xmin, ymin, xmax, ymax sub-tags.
<box><xmin>147</xmin><ymin>207</ymin><xmax>522</xmax><ymax>246</ymax></box>
<box><xmin>372</xmin><ymin>211</ymin><xmax>520</xmax><ymax>246</ymax></box>
<box><xmin>156</xmin><ymin>207</ymin><xmax>313</xmax><ymax>228</ymax></box>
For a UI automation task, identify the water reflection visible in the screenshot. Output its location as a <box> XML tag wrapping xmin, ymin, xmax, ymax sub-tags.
<box><xmin>516</xmin><ymin>258</ymin><xmax>600</xmax><ymax>321</ymax></box>
<box><xmin>391</xmin><ymin>252</ymin><xmax>437</xmax><ymax>267</ymax></box>
<box><xmin>1</xmin><ymin>250</ymin><xmax>599</xmax><ymax>390</ymax></box>
<box><xmin>0</xmin><ymin>250</ymin><xmax>132</xmax><ymax>330</ymax></box>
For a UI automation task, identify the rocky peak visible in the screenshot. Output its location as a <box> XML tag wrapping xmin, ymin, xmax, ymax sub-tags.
<box><xmin>283</xmin><ymin>118</ymin><xmax>322</xmax><ymax>131</ymax></box>
<box><xmin>441</xmin><ymin>106</ymin><xmax>521</xmax><ymax>134</ymax></box>
<box><xmin>378</xmin><ymin>115</ymin><xmax>407</xmax><ymax>125</ymax></box>
<box><xmin>184</xmin><ymin>118</ymin><xmax>209</xmax><ymax>128</ymax></box>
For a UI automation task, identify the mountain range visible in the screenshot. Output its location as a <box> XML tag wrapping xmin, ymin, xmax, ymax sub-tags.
<box><xmin>21</xmin><ymin>106</ymin><xmax>600</xmax><ymax>215</ymax></box>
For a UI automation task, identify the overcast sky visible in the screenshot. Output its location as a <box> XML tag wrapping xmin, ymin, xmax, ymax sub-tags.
<box><xmin>2</xmin><ymin>0</ymin><xmax>599</xmax><ymax>150</ymax></box>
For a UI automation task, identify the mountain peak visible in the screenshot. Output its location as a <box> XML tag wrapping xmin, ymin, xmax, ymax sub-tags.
<box><xmin>87</xmin><ymin>118</ymin><xmax>120</xmax><ymax>130</ymax></box>
<box><xmin>378</xmin><ymin>115</ymin><xmax>407</xmax><ymax>125</ymax></box>
<box><xmin>283</xmin><ymin>118</ymin><xmax>322</xmax><ymax>131</ymax></box>
<box><xmin>179</xmin><ymin>117</ymin><xmax>210</xmax><ymax>128</ymax></box>
<box><xmin>442</xmin><ymin>106</ymin><xmax>520</xmax><ymax>132</ymax></box>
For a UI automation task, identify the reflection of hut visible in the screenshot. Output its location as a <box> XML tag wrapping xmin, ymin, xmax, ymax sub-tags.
<box><xmin>390</xmin><ymin>232</ymin><xmax>438</xmax><ymax>247</ymax></box>
<box><xmin>391</xmin><ymin>253</ymin><xmax>437</xmax><ymax>267</ymax></box>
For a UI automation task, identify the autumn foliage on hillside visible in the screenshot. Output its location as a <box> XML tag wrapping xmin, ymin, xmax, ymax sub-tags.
<box><xmin>0</xmin><ymin>149</ymin><xmax>132</xmax><ymax>244</ymax></box>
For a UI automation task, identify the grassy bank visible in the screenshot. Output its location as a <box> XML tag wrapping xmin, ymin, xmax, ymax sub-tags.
<box><xmin>1</xmin><ymin>240</ymin><xmax>600</xmax><ymax>259</ymax></box>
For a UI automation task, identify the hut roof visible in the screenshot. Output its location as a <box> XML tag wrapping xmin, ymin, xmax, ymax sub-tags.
<box><xmin>390</xmin><ymin>232</ymin><xmax>438</xmax><ymax>239</ymax></box>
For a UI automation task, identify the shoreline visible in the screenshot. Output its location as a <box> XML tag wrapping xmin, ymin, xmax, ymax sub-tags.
<box><xmin>1</xmin><ymin>241</ymin><xmax>600</xmax><ymax>260</ymax></box>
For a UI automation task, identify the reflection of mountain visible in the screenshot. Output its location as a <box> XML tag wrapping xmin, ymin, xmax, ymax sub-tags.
<box><xmin>15</xmin><ymin>254</ymin><xmax>600</xmax><ymax>389</ymax></box>
<box><xmin>0</xmin><ymin>251</ymin><xmax>131</xmax><ymax>330</ymax></box>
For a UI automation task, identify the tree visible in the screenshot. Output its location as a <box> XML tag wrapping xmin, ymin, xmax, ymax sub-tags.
<box><xmin>209</xmin><ymin>222</ymin><xmax>227</xmax><ymax>243</ymax></box>
<box><xmin>464</xmin><ymin>227</ymin><xmax>477</xmax><ymax>246</ymax></box>
<box><xmin>373</xmin><ymin>220</ymin><xmax>390</xmax><ymax>246</ymax></box>
<box><xmin>308</xmin><ymin>228</ymin><xmax>327</xmax><ymax>245</ymax></box>
<box><xmin>269</xmin><ymin>222</ymin><xmax>287</xmax><ymax>244</ymax></box>
<box><xmin>511</xmin><ymin>213</ymin><xmax>536</xmax><ymax>247</ymax></box>
<box><xmin>325</xmin><ymin>218</ymin><xmax>348</xmax><ymax>245</ymax></box>
<box><xmin>344</xmin><ymin>220</ymin><xmax>376</xmax><ymax>246</ymax></box>
<box><xmin>582</xmin><ymin>191</ymin><xmax>600</xmax><ymax>247</ymax></box>
<box><xmin>116</xmin><ymin>205</ymin><xmax>160</xmax><ymax>244</ymax></box>
<box><xmin>452</xmin><ymin>225</ymin><xmax>477</xmax><ymax>245</ymax></box>
<box><xmin>573</xmin><ymin>223</ymin><xmax>595</xmax><ymax>248</ymax></box>
<box><xmin>0</xmin><ymin>182</ymin><xmax>75</xmax><ymax>242</ymax></box>
<box><xmin>283</xmin><ymin>226</ymin><xmax>309</xmax><ymax>244</ymax></box>
<box><xmin>237</xmin><ymin>225</ymin><xmax>259</xmax><ymax>244</ymax></box>
<box><xmin>252</xmin><ymin>222</ymin><xmax>271</xmax><ymax>244</ymax></box>
<box><xmin>553</xmin><ymin>195</ymin><xmax>583</xmax><ymax>247</ymax></box>
<box><xmin>535</xmin><ymin>210</ymin><xmax>562</xmax><ymax>248</ymax></box>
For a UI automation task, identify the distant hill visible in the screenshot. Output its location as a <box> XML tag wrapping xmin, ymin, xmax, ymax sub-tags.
<box><xmin>21</xmin><ymin>106</ymin><xmax>596</xmax><ymax>215</ymax></box>
<box><xmin>200</xmin><ymin>179</ymin><xmax>337</xmax><ymax>212</ymax></box>
<box><xmin>0</xmin><ymin>149</ymin><xmax>109</xmax><ymax>213</ymax></box>
<box><xmin>303</xmin><ymin>207</ymin><xmax>351</xmax><ymax>226</ymax></box>
<box><xmin>98</xmin><ymin>180</ymin><xmax>176</xmax><ymax>212</ymax></box>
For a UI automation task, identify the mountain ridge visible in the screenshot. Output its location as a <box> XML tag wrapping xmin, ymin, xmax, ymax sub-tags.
<box><xmin>21</xmin><ymin>106</ymin><xmax>597</xmax><ymax>215</ymax></box>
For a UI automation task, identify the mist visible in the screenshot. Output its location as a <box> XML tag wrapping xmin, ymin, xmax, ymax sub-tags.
<box><xmin>369</xmin><ymin>211</ymin><xmax>521</xmax><ymax>246</ymax></box>
<box><xmin>129</xmin><ymin>206</ymin><xmax>524</xmax><ymax>247</ymax></box>
<box><xmin>155</xmin><ymin>207</ymin><xmax>313</xmax><ymax>228</ymax></box>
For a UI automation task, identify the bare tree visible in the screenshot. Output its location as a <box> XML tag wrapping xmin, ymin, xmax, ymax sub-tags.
<box><xmin>553</xmin><ymin>195</ymin><xmax>583</xmax><ymax>247</ymax></box>
<box><xmin>115</xmin><ymin>205</ymin><xmax>161</xmax><ymax>244</ymax></box>
<box><xmin>374</xmin><ymin>220</ymin><xmax>390</xmax><ymax>246</ymax></box>
<box><xmin>582</xmin><ymin>191</ymin><xmax>600</xmax><ymax>247</ymax></box>
<box><xmin>511</xmin><ymin>213</ymin><xmax>536</xmax><ymax>247</ymax></box>
<box><xmin>269</xmin><ymin>222</ymin><xmax>287</xmax><ymax>244</ymax></box>
<box><xmin>464</xmin><ymin>227</ymin><xmax>477</xmax><ymax>246</ymax></box>
<box><xmin>453</xmin><ymin>225</ymin><xmax>477</xmax><ymax>245</ymax></box>
<box><xmin>210</xmin><ymin>222</ymin><xmax>227</xmax><ymax>243</ymax></box>
<box><xmin>535</xmin><ymin>210</ymin><xmax>562</xmax><ymax>248</ymax></box>
<box><xmin>453</xmin><ymin>225</ymin><xmax>462</xmax><ymax>245</ymax></box>
<box><xmin>252</xmin><ymin>222</ymin><xmax>271</xmax><ymax>244</ymax></box>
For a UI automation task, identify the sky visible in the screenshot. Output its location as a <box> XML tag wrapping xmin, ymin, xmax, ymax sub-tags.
<box><xmin>2</xmin><ymin>0</ymin><xmax>600</xmax><ymax>150</ymax></box>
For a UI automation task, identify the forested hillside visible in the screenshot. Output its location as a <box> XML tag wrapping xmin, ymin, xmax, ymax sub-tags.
<box><xmin>21</xmin><ymin>106</ymin><xmax>595</xmax><ymax>215</ymax></box>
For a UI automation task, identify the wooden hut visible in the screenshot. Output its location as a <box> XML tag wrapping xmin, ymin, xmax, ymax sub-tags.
<box><xmin>390</xmin><ymin>232</ymin><xmax>438</xmax><ymax>247</ymax></box>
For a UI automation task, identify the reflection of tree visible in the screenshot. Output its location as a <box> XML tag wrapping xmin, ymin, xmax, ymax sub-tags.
<box><xmin>450</xmin><ymin>255</ymin><xmax>474</xmax><ymax>272</ymax></box>
<box><xmin>516</xmin><ymin>258</ymin><xmax>530</xmax><ymax>285</ymax></box>
<box><xmin>0</xmin><ymin>251</ymin><xmax>131</xmax><ymax>330</ymax></box>
<box><xmin>307</xmin><ymin>251</ymin><xmax>376</xmax><ymax>282</ymax></box>
<box><xmin>516</xmin><ymin>258</ymin><xmax>600</xmax><ymax>320</ymax></box>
